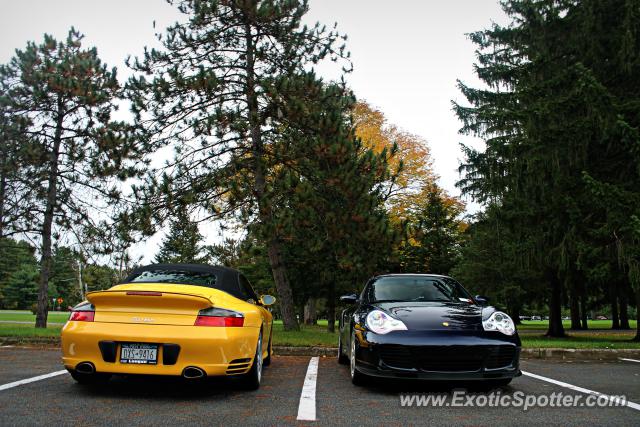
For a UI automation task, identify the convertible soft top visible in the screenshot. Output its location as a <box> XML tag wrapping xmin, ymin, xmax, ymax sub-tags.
<box><xmin>122</xmin><ymin>263</ymin><xmax>245</xmax><ymax>300</ymax></box>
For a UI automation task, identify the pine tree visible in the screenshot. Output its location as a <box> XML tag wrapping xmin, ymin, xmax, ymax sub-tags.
<box><xmin>570</xmin><ymin>0</ymin><xmax>640</xmax><ymax>339</ymax></box>
<box><xmin>268</xmin><ymin>74</ymin><xmax>396</xmax><ymax>332</ymax></box>
<box><xmin>49</xmin><ymin>246</ymin><xmax>82</xmax><ymax>307</ymax></box>
<box><xmin>451</xmin><ymin>205</ymin><xmax>542</xmax><ymax>323</ymax></box>
<box><xmin>3</xmin><ymin>265</ymin><xmax>39</xmax><ymax>310</ymax></box>
<box><xmin>396</xmin><ymin>184</ymin><xmax>466</xmax><ymax>275</ymax></box>
<box><xmin>83</xmin><ymin>264</ymin><xmax>120</xmax><ymax>293</ymax></box>
<box><xmin>0</xmin><ymin>75</ymin><xmax>34</xmax><ymax>239</ymax></box>
<box><xmin>2</xmin><ymin>29</ymin><xmax>142</xmax><ymax>327</ymax></box>
<box><xmin>0</xmin><ymin>238</ymin><xmax>38</xmax><ymax>308</ymax></box>
<box><xmin>454</xmin><ymin>0</ymin><xmax>640</xmax><ymax>337</ymax></box>
<box><xmin>126</xmin><ymin>0</ymin><xmax>349</xmax><ymax>330</ymax></box>
<box><xmin>205</xmin><ymin>238</ymin><xmax>242</xmax><ymax>267</ymax></box>
<box><xmin>154</xmin><ymin>210</ymin><xmax>207</xmax><ymax>264</ymax></box>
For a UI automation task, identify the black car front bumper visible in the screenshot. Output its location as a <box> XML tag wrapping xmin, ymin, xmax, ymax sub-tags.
<box><xmin>354</xmin><ymin>330</ymin><xmax>521</xmax><ymax>380</ymax></box>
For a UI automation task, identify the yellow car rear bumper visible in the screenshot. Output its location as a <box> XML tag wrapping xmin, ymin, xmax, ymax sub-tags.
<box><xmin>61</xmin><ymin>321</ymin><xmax>260</xmax><ymax>377</ymax></box>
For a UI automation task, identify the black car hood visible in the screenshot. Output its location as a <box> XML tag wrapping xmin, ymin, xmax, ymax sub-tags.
<box><xmin>374</xmin><ymin>301</ymin><xmax>483</xmax><ymax>331</ymax></box>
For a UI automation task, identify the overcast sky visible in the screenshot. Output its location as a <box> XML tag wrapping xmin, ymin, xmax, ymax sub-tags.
<box><xmin>0</xmin><ymin>0</ymin><xmax>509</xmax><ymax>261</ymax></box>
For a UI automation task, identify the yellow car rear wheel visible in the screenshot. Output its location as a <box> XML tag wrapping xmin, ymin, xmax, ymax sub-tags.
<box><xmin>240</xmin><ymin>331</ymin><xmax>263</xmax><ymax>390</ymax></box>
<box><xmin>263</xmin><ymin>330</ymin><xmax>272</xmax><ymax>367</ymax></box>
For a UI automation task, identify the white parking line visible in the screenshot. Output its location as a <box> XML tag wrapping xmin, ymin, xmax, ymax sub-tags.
<box><xmin>619</xmin><ymin>358</ymin><xmax>640</xmax><ymax>363</ymax></box>
<box><xmin>522</xmin><ymin>371</ymin><xmax>640</xmax><ymax>411</ymax></box>
<box><xmin>0</xmin><ymin>370</ymin><xmax>68</xmax><ymax>392</ymax></box>
<box><xmin>297</xmin><ymin>356</ymin><xmax>319</xmax><ymax>421</ymax></box>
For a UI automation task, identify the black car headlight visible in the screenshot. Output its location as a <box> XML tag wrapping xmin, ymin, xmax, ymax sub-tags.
<box><xmin>366</xmin><ymin>310</ymin><xmax>408</xmax><ymax>334</ymax></box>
<box><xmin>482</xmin><ymin>311</ymin><xmax>516</xmax><ymax>336</ymax></box>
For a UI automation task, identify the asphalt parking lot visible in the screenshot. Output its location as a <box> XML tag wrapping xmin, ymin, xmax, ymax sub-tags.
<box><xmin>0</xmin><ymin>347</ymin><xmax>639</xmax><ymax>426</ymax></box>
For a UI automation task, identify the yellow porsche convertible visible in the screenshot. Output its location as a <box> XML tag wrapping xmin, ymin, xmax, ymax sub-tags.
<box><xmin>61</xmin><ymin>264</ymin><xmax>275</xmax><ymax>389</ymax></box>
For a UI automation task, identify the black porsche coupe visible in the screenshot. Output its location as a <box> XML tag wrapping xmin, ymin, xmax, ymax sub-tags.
<box><xmin>338</xmin><ymin>274</ymin><xmax>521</xmax><ymax>386</ymax></box>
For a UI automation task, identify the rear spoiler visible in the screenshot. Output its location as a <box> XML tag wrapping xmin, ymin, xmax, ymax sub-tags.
<box><xmin>86</xmin><ymin>290</ymin><xmax>213</xmax><ymax>313</ymax></box>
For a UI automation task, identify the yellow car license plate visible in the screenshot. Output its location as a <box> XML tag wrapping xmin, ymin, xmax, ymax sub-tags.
<box><xmin>120</xmin><ymin>343</ymin><xmax>158</xmax><ymax>365</ymax></box>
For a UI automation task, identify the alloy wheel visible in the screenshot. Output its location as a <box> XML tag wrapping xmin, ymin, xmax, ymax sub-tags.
<box><xmin>256</xmin><ymin>333</ymin><xmax>263</xmax><ymax>383</ymax></box>
<box><xmin>350</xmin><ymin>332</ymin><xmax>356</xmax><ymax>378</ymax></box>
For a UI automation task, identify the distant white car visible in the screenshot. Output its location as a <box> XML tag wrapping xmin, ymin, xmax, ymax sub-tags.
<box><xmin>531</xmin><ymin>315</ymin><xmax>542</xmax><ymax>321</ymax></box>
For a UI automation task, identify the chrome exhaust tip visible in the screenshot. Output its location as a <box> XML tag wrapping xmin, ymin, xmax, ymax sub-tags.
<box><xmin>75</xmin><ymin>362</ymin><xmax>95</xmax><ymax>374</ymax></box>
<box><xmin>182</xmin><ymin>366</ymin><xmax>206</xmax><ymax>379</ymax></box>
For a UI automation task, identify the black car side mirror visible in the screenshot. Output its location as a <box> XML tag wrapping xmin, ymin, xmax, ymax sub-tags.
<box><xmin>474</xmin><ymin>295</ymin><xmax>489</xmax><ymax>306</ymax></box>
<box><xmin>340</xmin><ymin>294</ymin><xmax>358</xmax><ymax>304</ymax></box>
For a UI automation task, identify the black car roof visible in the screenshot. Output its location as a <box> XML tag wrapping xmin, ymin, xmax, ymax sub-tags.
<box><xmin>374</xmin><ymin>273</ymin><xmax>451</xmax><ymax>279</ymax></box>
<box><xmin>122</xmin><ymin>263</ymin><xmax>245</xmax><ymax>299</ymax></box>
<box><xmin>126</xmin><ymin>263</ymin><xmax>239</xmax><ymax>275</ymax></box>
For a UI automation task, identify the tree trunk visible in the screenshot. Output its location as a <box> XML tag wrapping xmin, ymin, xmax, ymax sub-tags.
<box><xmin>569</xmin><ymin>293</ymin><xmax>581</xmax><ymax>329</ymax></box>
<box><xmin>634</xmin><ymin>287</ymin><xmax>640</xmax><ymax>341</ymax></box>
<box><xmin>35</xmin><ymin>104</ymin><xmax>63</xmax><ymax>328</ymax></box>
<box><xmin>0</xmin><ymin>153</ymin><xmax>6</xmax><ymax>239</ymax></box>
<box><xmin>304</xmin><ymin>298</ymin><xmax>317</xmax><ymax>325</ymax></box>
<box><xmin>77</xmin><ymin>259</ymin><xmax>84</xmax><ymax>301</ymax></box>
<box><xmin>619</xmin><ymin>290</ymin><xmax>630</xmax><ymax>330</ymax></box>
<box><xmin>580</xmin><ymin>291</ymin><xmax>588</xmax><ymax>329</ymax></box>
<box><xmin>327</xmin><ymin>282</ymin><xmax>335</xmax><ymax>333</ymax></box>
<box><xmin>610</xmin><ymin>281</ymin><xmax>620</xmax><ymax>329</ymax></box>
<box><xmin>508</xmin><ymin>304</ymin><xmax>521</xmax><ymax>325</ymax></box>
<box><xmin>244</xmin><ymin>19</ymin><xmax>298</xmax><ymax>331</ymax></box>
<box><xmin>546</xmin><ymin>269</ymin><xmax>565</xmax><ymax>337</ymax></box>
<box><xmin>266</xmin><ymin>239</ymin><xmax>299</xmax><ymax>330</ymax></box>
<box><xmin>570</xmin><ymin>291</ymin><xmax>581</xmax><ymax>330</ymax></box>
<box><xmin>568</xmin><ymin>271</ymin><xmax>581</xmax><ymax>330</ymax></box>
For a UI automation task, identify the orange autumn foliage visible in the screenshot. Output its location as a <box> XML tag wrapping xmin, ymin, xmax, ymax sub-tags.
<box><xmin>352</xmin><ymin>101</ymin><xmax>440</xmax><ymax>222</ymax></box>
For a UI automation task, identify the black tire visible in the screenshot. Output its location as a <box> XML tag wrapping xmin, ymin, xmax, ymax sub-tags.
<box><xmin>349</xmin><ymin>330</ymin><xmax>368</xmax><ymax>386</ymax></box>
<box><xmin>337</xmin><ymin>333</ymin><xmax>349</xmax><ymax>365</ymax></box>
<box><xmin>69</xmin><ymin>371</ymin><xmax>111</xmax><ymax>385</ymax></box>
<box><xmin>263</xmin><ymin>329</ymin><xmax>272</xmax><ymax>367</ymax></box>
<box><xmin>240</xmin><ymin>331</ymin><xmax>263</xmax><ymax>390</ymax></box>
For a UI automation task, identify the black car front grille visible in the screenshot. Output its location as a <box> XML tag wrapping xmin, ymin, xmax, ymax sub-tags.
<box><xmin>415</xmin><ymin>348</ymin><xmax>484</xmax><ymax>372</ymax></box>
<box><xmin>378</xmin><ymin>345</ymin><xmax>516</xmax><ymax>372</ymax></box>
<box><xmin>378</xmin><ymin>345</ymin><xmax>414</xmax><ymax>369</ymax></box>
<box><xmin>486</xmin><ymin>346</ymin><xmax>516</xmax><ymax>369</ymax></box>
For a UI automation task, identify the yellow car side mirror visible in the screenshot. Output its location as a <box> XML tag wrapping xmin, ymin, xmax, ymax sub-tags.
<box><xmin>260</xmin><ymin>295</ymin><xmax>276</xmax><ymax>306</ymax></box>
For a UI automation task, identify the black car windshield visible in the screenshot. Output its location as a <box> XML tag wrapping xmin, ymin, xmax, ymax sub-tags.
<box><xmin>126</xmin><ymin>270</ymin><xmax>217</xmax><ymax>288</ymax></box>
<box><xmin>366</xmin><ymin>276</ymin><xmax>472</xmax><ymax>303</ymax></box>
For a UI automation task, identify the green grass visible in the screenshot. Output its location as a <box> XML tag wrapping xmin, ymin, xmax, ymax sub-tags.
<box><xmin>0</xmin><ymin>323</ymin><xmax>62</xmax><ymax>337</ymax></box>
<box><xmin>520</xmin><ymin>333</ymin><xmax>640</xmax><ymax>349</ymax></box>
<box><xmin>0</xmin><ymin>311</ymin><xmax>69</xmax><ymax>323</ymax></box>
<box><xmin>272</xmin><ymin>323</ymin><xmax>338</xmax><ymax>347</ymax></box>
<box><xmin>517</xmin><ymin>319</ymin><xmax>637</xmax><ymax>330</ymax></box>
<box><xmin>0</xmin><ymin>311</ymin><xmax>637</xmax><ymax>349</ymax></box>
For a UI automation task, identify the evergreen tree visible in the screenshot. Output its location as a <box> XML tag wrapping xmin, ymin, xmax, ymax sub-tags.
<box><xmin>154</xmin><ymin>210</ymin><xmax>207</xmax><ymax>264</ymax></box>
<box><xmin>229</xmin><ymin>231</ymin><xmax>278</xmax><ymax>296</ymax></box>
<box><xmin>454</xmin><ymin>0</ymin><xmax>640</xmax><ymax>337</ymax></box>
<box><xmin>205</xmin><ymin>238</ymin><xmax>242</xmax><ymax>267</ymax></box>
<box><xmin>50</xmin><ymin>246</ymin><xmax>82</xmax><ymax>307</ymax></box>
<box><xmin>268</xmin><ymin>74</ymin><xmax>396</xmax><ymax>332</ymax></box>
<box><xmin>126</xmin><ymin>0</ymin><xmax>349</xmax><ymax>330</ymax></box>
<box><xmin>2</xmin><ymin>29</ymin><xmax>142</xmax><ymax>327</ymax></box>
<box><xmin>3</xmin><ymin>264</ymin><xmax>39</xmax><ymax>310</ymax></box>
<box><xmin>83</xmin><ymin>263</ymin><xmax>120</xmax><ymax>293</ymax></box>
<box><xmin>396</xmin><ymin>184</ymin><xmax>466</xmax><ymax>275</ymax></box>
<box><xmin>451</xmin><ymin>205</ymin><xmax>542</xmax><ymax>323</ymax></box>
<box><xmin>0</xmin><ymin>73</ymin><xmax>35</xmax><ymax>239</ymax></box>
<box><xmin>0</xmin><ymin>238</ymin><xmax>38</xmax><ymax>308</ymax></box>
<box><xmin>571</xmin><ymin>0</ymin><xmax>640</xmax><ymax>339</ymax></box>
